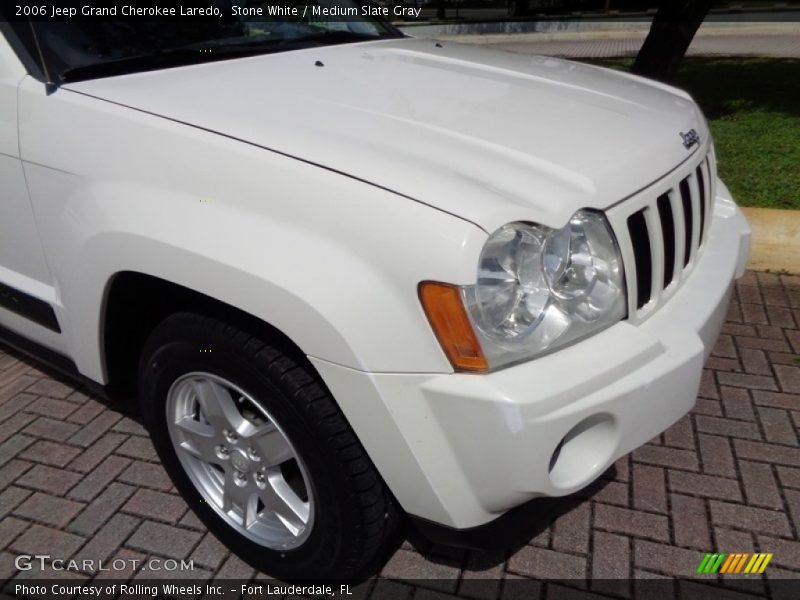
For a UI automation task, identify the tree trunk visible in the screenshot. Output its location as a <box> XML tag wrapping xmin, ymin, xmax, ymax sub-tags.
<box><xmin>632</xmin><ymin>0</ymin><xmax>714</xmax><ymax>83</ymax></box>
<box><xmin>508</xmin><ymin>0</ymin><xmax>529</xmax><ymax>18</ymax></box>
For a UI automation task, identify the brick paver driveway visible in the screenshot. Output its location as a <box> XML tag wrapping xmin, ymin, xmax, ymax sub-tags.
<box><xmin>0</xmin><ymin>270</ymin><xmax>799</xmax><ymax>597</ymax></box>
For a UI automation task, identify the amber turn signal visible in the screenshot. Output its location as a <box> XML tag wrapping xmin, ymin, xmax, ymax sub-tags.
<box><xmin>418</xmin><ymin>281</ymin><xmax>488</xmax><ymax>373</ymax></box>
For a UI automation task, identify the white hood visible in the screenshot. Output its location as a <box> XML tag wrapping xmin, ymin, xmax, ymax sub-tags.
<box><xmin>64</xmin><ymin>37</ymin><xmax>709</xmax><ymax>231</ymax></box>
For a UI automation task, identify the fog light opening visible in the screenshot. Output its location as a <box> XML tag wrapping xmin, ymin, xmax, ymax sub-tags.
<box><xmin>548</xmin><ymin>414</ymin><xmax>618</xmax><ymax>490</ymax></box>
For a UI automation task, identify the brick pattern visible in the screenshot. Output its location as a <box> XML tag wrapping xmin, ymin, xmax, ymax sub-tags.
<box><xmin>0</xmin><ymin>271</ymin><xmax>798</xmax><ymax>597</ymax></box>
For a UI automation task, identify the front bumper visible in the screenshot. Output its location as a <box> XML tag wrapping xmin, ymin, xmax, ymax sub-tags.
<box><xmin>311</xmin><ymin>181</ymin><xmax>751</xmax><ymax>530</ymax></box>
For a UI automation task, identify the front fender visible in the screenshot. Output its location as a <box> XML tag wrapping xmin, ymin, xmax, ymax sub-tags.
<box><xmin>19</xmin><ymin>79</ymin><xmax>486</xmax><ymax>382</ymax></box>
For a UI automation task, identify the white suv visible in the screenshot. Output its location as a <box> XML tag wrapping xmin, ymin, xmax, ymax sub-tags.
<box><xmin>0</xmin><ymin>8</ymin><xmax>750</xmax><ymax>580</ymax></box>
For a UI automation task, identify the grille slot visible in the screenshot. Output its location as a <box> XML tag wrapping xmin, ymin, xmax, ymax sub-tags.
<box><xmin>679</xmin><ymin>177</ymin><xmax>693</xmax><ymax>268</ymax></box>
<box><xmin>656</xmin><ymin>193</ymin><xmax>676</xmax><ymax>289</ymax></box>
<box><xmin>627</xmin><ymin>210</ymin><xmax>652</xmax><ymax>310</ymax></box>
<box><xmin>696</xmin><ymin>165</ymin><xmax>706</xmax><ymax>247</ymax></box>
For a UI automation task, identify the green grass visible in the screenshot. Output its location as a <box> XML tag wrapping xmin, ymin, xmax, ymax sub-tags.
<box><xmin>587</xmin><ymin>58</ymin><xmax>800</xmax><ymax>210</ymax></box>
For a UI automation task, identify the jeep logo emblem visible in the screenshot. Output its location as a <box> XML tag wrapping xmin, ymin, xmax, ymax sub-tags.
<box><xmin>680</xmin><ymin>129</ymin><xmax>701</xmax><ymax>149</ymax></box>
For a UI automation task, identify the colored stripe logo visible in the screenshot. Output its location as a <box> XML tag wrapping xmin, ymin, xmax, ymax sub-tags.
<box><xmin>696</xmin><ymin>553</ymin><xmax>773</xmax><ymax>574</ymax></box>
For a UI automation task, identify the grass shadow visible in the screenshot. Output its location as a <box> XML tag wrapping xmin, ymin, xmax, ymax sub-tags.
<box><xmin>674</xmin><ymin>57</ymin><xmax>800</xmax><ymax>119</ymax></box>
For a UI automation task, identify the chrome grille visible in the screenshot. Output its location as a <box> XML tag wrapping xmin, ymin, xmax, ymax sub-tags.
<box><xmin>608</xmin><ymin>148</ymin><xmax>716</xmax><ymax>321</ymax></box>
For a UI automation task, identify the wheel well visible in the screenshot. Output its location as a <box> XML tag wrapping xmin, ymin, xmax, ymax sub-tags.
<box><xmin>102</xmin><ymin>272</ymin><xmax>307</xmax><ymax>397</ymax></box>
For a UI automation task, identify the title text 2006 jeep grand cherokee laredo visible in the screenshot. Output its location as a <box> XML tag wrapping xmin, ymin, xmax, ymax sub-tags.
<box><xmin>0</xmin><ymin>6</ymin><xmax>750</xmax><ymax>579</ymax></box>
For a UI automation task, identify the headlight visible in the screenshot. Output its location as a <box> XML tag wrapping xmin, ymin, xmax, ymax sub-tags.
<box><xmin>461</xmin><ymin>209</ymin><xmax>626</xmax><ymax>369</ymax></box>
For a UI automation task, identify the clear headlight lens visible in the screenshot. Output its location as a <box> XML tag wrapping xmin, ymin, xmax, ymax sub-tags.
<box><xmin>462</xmin><ymin>210</ymin><xmax>626</xmax><ymax>369</ymax></box>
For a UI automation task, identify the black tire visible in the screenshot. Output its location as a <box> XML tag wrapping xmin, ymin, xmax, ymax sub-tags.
<box><xmin>138</xmin><ymin>311</ymin><xmax>399</xmax><ymax>580</ymax></box>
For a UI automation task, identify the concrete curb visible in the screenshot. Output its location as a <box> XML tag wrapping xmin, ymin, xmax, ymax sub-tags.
<box><xmin>401</xmin><ymin>14</ymin><xmax>800</xmax><ymax>37</ymax></box>
<box><xmin>741</xmin><ymin>207</ymin><xmax>800</xmax><ymax>274</ymax></box>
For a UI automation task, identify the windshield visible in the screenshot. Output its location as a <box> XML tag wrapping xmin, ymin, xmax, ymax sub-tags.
<box><xmin>5</xmin><ymin>0</ymin><xmax>403</xmax><ymax>82</ymax></box>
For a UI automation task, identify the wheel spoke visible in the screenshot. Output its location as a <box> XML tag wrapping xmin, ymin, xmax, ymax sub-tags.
<box><xmin>191</xmin><ymin>379</ymin><xmax>243</xmax><ymax>432</ymax></box>
<box><xmin>244</xmin><ymin>494</ymin><xmax>260</xmax><ymax>529</ymax></box>
<box><xmin>174</xmin><ymin>417</ymin><xmax>221</xmax><ymax>464</ymax></box>
<box><xmin>248</xmin><ymin>423</ymin><xmax>294</xmax><ymax>467</ymax></box>
<box><xmin>258</xmin><ymin>470</ymin><xmax>310</xmax><ymax>536</ymax></box>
